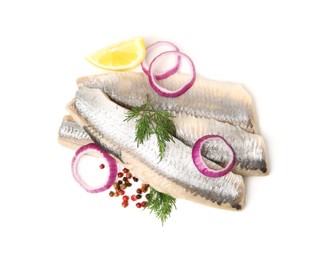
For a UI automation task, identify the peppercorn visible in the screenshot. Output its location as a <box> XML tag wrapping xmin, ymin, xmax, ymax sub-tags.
<box><xmin>122</xmin><ymin>201</ymin><xmax>128</xmax><ymax>208</ymax></box>
<box><xmin>123</xmin><ymin>177</ymin><xmax>128</xmax><ymax>182</ymax></box>
<box><xmin>117</xmin><ymin>180</ymin><xmax>123</xmax><ymax>185</ymax></box>
<box><xmin>114</xmin><ymin>192</ymin><xmax>119</xmax><ymax>197</ymax></box>
<box><xmin>99</xmin><ymin>163</ymin><xmax>105</xmax><ymax>169</ymax></box>
<box><xmin>133</xmin><ymin>177</ymin><xmax>139</xmax><ymax>182</ymax></box>
<box><xmin>136</xmin><ymin>194</ymin><xmax>142</xmax><ymax>200</ymax></box>
<box><xmin>136</xmin><ymin>188</ymin><xmax>142</xmax><ymax>194</ymax></box>
<box><xmin>122</xmin><ymin>168</ymin><xmax>129</xmax><ymax>173</ymax></box>
<box><xmin>117</xmin><ymin>172</ymin><xmax>124</xmax><ymax>178</ymax></box>
<box><xmin>135</xmin><ymin>202</ymin><xmax>141</xmax><ymax>208</ymax></box>
<box><xmin>120</xmin><ymin>184</ymin><xmax>127</xmax><ymax>190</ymax></box>
<box><xmin>131</xmin><ymin>195</ymin><xmax>137</xmax><ymax>201</ymax></box>
<box><xmin>145</xmin><ymin>194</ymin><xmax>150</xmax><ymax>200</ymax></box>
<box><xmin>126</xmin><ymin>183</ymin><xmax>132</xmax><ymax>187</ymax></box>
<box><xmin>126</xmin><ymin>172</ymin><xmax>132</xmax><ymax>179</ymax></box>
<box><xmin>122</xmin><ymin>195</ymin><xmax>129</xmax><ymax>202</ymax></box>
<box><xmin>141</xmin><ymin>184</ymin><xmax>149</xmax><ymax>189</ymax></box>
<box><xmin>141</xmin><ymin>184</ymin><xmax>149</xmax><ymax>192</ymax></box>
<box><xmin>118</xmin><ymin>190</ymin><xmax>125</xmax><ymax>195</ymax></box>
<box><xmin>141</xmin><ymin>201</ymin><xmax>147</xmax><ymax>208</ymax></box>
<box><xmin>109</xmin><ymin>191</ymin><xmax>114</xmax><ymax>197</ymax></box>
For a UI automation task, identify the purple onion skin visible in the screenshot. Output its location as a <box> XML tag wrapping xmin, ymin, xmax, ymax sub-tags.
<box><xmin>148</xmin><ymin>51</ymin><xmax>196</xmax><ymax>98</ymax></box>
<box><xmin>141</xmin><ymin>41</ymin><xmax>180</xmax><ymax>80</ymax></box>
<box><xmin>71</xmin><ymin>143</ymin><xmax>118</xmax><ymax>193</ymax></box>
<box><xmin>192</xmin><ymin>135</ymin><xmax>236</xmax><ymax>178</ymax></box>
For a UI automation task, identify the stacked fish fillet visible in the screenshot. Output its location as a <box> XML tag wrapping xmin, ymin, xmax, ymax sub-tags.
<box><xmin>58</xmin><ymin>72</ymin><xmax>269</xmax><ymax>211</ymax></box>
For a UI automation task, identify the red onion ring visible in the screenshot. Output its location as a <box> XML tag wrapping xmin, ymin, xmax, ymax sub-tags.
<box><xmin>148</xmin><ymin>51</ymin><xmax>196</xmax><ymax>97</ymax></box>
<box><xmin>71</xmin><ymin>143</ymin><xmax>117</xmax><ymax>193</ymax></box>
<box><xmin>192</xmin><ymin>135</ymin><xmax>236</xmax><ymax>178</ymax></box>
<box><xmin>141</xmin><ymin>41</ymin><xmax>181</xmax><ymax>80</ymax></box>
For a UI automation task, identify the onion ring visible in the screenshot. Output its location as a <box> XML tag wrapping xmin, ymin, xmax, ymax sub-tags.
<box><xmin>148</xmin><ymin>51</ymin><xmax>196</xmax><ymax>97</ymax></box>
<box><xmin>192</xmin><ymin>135</ymin><xmax>236</xmax><ymax>178</ymax></box>
<box><xmin>141</xmin><ymin>41</ymin><xmax>180</xmax><ymax>80</ymax></box>
<box><xmin>71</xmin><ymin>143</ymin><xmax>117</xmax><ymax>193</ymax></box>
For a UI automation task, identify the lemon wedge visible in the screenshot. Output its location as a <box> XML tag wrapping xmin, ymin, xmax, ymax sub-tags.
<box><xmin>85</xmin><ymin>37</ymin><xmax>146</xmax><ymax>71</ymax></box>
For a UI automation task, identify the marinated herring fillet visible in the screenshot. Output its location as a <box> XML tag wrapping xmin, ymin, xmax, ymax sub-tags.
<box><xmin>173</xmin><ymin>114</ymin><xmax>268</xmax><ymax>176</ymax></box>
<box><xmin>58</xmin><ymin>115</ymin><xmax>92</xmax><ymax>150</ymax></box>
<box><xmin>76</xmin><ymin>71</ymin><xmax>259</xmax><ymax>134</ymax></box>
<box><xmin>67</xmin><ymin>88</ymin><xmax>245</xmax><ymax>210</ymax></box>
<box><xmin>58</xmin><ymin>115</ymin><xmax>122</xmax><ymax>161</ymax></box>
<box><xmin>59</xmin><ymin>112</ymin><xmax>268</xmax><ymax>176</ymax></box>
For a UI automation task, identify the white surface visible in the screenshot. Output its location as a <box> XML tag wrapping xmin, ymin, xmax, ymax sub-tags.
<box><xmin>1</xmin><ymin>1</ymin><xmax>324</xmax><ymax>259</ymax></box>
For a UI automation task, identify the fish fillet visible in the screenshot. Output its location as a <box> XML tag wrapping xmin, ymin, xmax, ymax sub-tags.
<box><xmin>173</xmin><ymin>114</ymin><xmax>268</xmax><ymax>176</ymax></box>
<box><xmin>58</xmin><ymin>112</ymin><xmax>268</xmax><ymax>176</ymax></box>
<box><xmin>67</xmin><ymin>88</ymin><xmax>245</xmax><ymax>210</ymax></box>
<box><xmin>58</xmin><ymin>115</ymin><xmax>92</xmax><ymax>150</ymax></box>
<box><xmin>76</xmin><ymin>71</ymin><xmax>259</xmax><ymax>134</ymax></box>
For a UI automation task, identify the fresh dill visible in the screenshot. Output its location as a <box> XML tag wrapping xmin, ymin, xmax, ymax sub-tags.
<box><xmin>124</xmin><ymin>95</ymin><xmax>176</xmax><ymax>160</ymax></box>
<box><xmin>146</xmin><ymin>187</ymin><xmax>177</xmax><ymax>225</ymax></box>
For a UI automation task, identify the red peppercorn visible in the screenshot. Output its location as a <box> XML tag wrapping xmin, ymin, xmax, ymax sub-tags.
<box><xmin>117</xmin><ymin>172</ymin><xmax>124</xmax><ymax>178</ymax></box>
<box><xmin>141</xmin><ymin>201</ymin><xmax>147</xmax><ymax>208</ymax></box>
<box><xmin>131</xmin><ymin>195</ymin><xmax>137</xmax><ymax>201</ymax></box>
<box><xmin>122</xmin><ymin>195</ymin><xmax>129</xmax><ymax>202</ymax></box>
<box><xmin>118</xmin><ymin>190</ymin><xmax>125</xmax><ymax>195</ymax></box>
<box><xmin>122</xmin><ymin>201</ymin><xmax>128</xmax><ymax>208</ymax></box>
<box><xmin>136</xmin><ymin>188</ymin><xmax>142</xmax><ymax>194</ymax></box>
<box><xmin>136</xmin><ymin>202</ymin><xmax>141</xmax><ymax>208</ymax></box>
<box><xmin>122</xmin><ymin>168</ymin><xmax>129</xmax><ymax>173</ymax></box>
<box><xmin>99</xmin><ymin>163</ymin><xmax>105</xmax><ymax>169</ymax></box>
<box><xmin>133</xmin><ymin>177</ymin><xmax>139</xmax><ymax>182</ymax></box>
<box><xmin>126</xmin><ymin>172</ymin><xmax>132</xmax><ymax>179</ymax></box>
<box><xmin>108</xmin><ymin>191</ymin><xmax>114</xmax><ymax>197</ymax></box>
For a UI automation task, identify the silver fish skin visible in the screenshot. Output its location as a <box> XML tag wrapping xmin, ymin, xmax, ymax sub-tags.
<box><xmin>76</xmin><ymin>72</ymin><xmax>259</xmax><ymax>134</ymax></box>
<box><xmin>59</xmin><ymin>115</ymin><xmax>91</xmax><ymax>141</ymax></box>
<box><xmin>173</xmin><ymin>114</ymin><xmax>269</xmax><ymax>176</ymax></box>
<box><xmin>58</xmin><ymin>115</ymin><xmax>124</xmax><ymax>162</ymax></box>
<box><xmin>58</xmin><ymin>115</ymin><xmax>92</xmax><ymax>150</ymax></box>
<box><xmin>68</xmin><ymin>88</ymin><xmax>245</xmax><ymax>210</ymax></box>
<box><xmin>58</xmin><ymin>115</ymin><xmax>127</xmax><ymax>168</ymax></box>
<box><xmin>59</xmin><ymin>113</ymin><xmax>268</xmax><ymax>176</ymax></box>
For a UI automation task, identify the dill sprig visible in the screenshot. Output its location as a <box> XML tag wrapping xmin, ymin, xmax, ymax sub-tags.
<box><xmin>124</xmin><ymin>95</ymin><xmax>176</xmax><ymax>160</ymax></box>
<box><xmin>146</xmin><ymin>187</ymin><xmax>177</xmax><ymax>225</ymax></box>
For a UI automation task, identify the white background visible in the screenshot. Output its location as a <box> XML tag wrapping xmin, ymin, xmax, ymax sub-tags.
<box><xmin>1</xmin><ymin>1</ymin><xmax>325</xmax><ymax>259</ymax></box>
